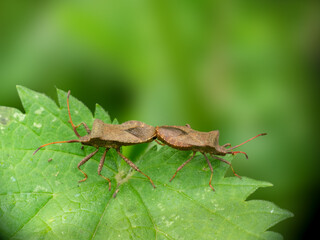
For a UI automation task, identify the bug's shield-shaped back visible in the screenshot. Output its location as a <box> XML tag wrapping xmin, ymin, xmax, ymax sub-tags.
<box><xmin>90</xmin><ymin>119</ymin><xmax>156</xmax><ymax>144</ymax></box>
<box><xmin>157</xmin><ymin>126</ymin><xmax>217</xmax><ymax>148</ymax></box>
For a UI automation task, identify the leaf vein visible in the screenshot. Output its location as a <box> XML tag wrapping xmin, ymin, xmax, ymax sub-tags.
<box><xmin>9</xmin><ymin>194</ymin><xmax>53</xmax><ymax>239</ymax></box>
<box><xmin>90</xmin><ymin>193</ymin><xmax>113</xmax><ymax>239</ymax></box>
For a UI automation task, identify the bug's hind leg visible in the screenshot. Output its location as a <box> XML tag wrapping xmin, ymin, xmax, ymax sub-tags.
<box><xmin>116</xmin><ymin>149</ymin><xmax>156</xmax><ymax>188</ymax></box>
<box><xmin>210</xmin><ymin>154</ymin><xmax>241</xmax><ymax>179</ymax></box>
<box><xmin>170</xmin><ymin>151</ymin><xmax>196</xmax><ymax>182</ymax></box>
<box><xmin>155</xmin><ymin>139</ymin><xmax>165</xmax><ymax>146</ymax></box>
<box><xmin>78</xmin><ymin>148</ymin><xmax>99</xmax><ymax>182</ymax></box>
<box><xmin>202</xmin><ymin>153</ymin><xmax>215</xmax><ymax>191</ymax></box>
<box><xmin>98</xmin><ymin>148</ymin><xmax>111</xmax><ymax>191</ymax></box>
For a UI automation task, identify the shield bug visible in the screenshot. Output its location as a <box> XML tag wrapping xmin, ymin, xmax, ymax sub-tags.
<box><xmin>156</xmin><ymin>124</ymin><xmax>266</xmax><ymax>191</ymax></box>
<box><xmin>33</xmin><ymin>91</ymin><xmax>157</xmax><ymax>190</ymax></box>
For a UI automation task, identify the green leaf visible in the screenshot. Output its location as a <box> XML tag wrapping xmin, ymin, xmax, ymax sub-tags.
<box><xmin>0</xmin><ymin>86</ymin><xmax>292</xmax><ymax>240</ymax></box>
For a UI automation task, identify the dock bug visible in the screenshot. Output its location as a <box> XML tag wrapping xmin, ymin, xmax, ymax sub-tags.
<box><xmin>156</xmin><ymin>124</ymin><xmax>266</xmax><ymax>191</ymax></box>
<box><xmin>34</xmin><ymin>91</ymin><xmax>157</xmax><ymax>190</ymax></box>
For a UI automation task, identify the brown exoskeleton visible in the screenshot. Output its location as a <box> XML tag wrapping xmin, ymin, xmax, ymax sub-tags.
<box><xmin>34</xmin><ymin>91</ymin><xmax>157</xmax><ymax>190</ymax></box>
<box><xmin>156</xmin><ymin>124</ymin><xmax>266</xmax><ymax>191</ymax></box>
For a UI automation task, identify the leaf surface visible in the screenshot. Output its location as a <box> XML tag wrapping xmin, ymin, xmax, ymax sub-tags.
<box><xmin>0</xmin><ymin>87</ymin><xmax>292</xmax><ymax>240</ymax></box>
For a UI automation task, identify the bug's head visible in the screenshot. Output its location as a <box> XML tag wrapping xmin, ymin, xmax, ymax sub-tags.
<box><xmin>221</xmin><ymin>133</ymin><xmax>267</xmax><ymax>159</ymax></box>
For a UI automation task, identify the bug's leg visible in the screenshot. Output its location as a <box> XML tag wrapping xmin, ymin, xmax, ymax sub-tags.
<box><xmin>210</xmin><ymin>154</ymin><xmax>241</xmax><ymax>179</ymax></box>
<box><xmin>98</xmin><ymin>148</ymin><xmax>111</xmax><ymax>191</ymax></box>
<box><xmin>202</xmin><ymin>153</ymin><xmax>214</xmax><ymax>191</ymax></box>
<box><xmin>170</xmin><ymin>151</ymin><xmax>196</xmax><ymax>182</ymax></box>
<box><xmin>231</xmin><ymin>151</ymin><xmax>248</xmax><ymax>159</ymax></box>
<box><xmin>75</xmin><ymin>122</ymin><xmax>91</xmax><ymax>134</ymax></box>
<box><xmin>155</xmin><ymin>139</ymin><xmax>165</xmax><ymax>146</ymax></box>
<box><xmin>116</xmin><ymin>149</ymin><xmax>156</xmax><ymax>188</ymax></box>
<box><xmin>222</xmin><ymin>143</ymin><xmax>231</xmax><ymax>148</ymax></box>
<box><xmin>77</xmin><ymin>148</ymin><xmax>99</xmax><ymax>182</ymax></box>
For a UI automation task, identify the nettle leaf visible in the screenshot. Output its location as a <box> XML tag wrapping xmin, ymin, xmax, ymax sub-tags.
<box><xmin>0</xmin><ymin>86</ymin><xmax>292</xmax><ymax>240</ymax></box>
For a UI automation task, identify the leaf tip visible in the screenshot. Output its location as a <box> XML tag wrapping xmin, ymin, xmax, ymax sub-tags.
<box><xmin>16</xmin><ymin>85</ymin><xmax>26</xmax><ymax>95</ymax></box>
<box><xmin>288</xmin><ymin>211</ymin><xmax>294</xmax><ymax>218</ymax></box>
<box><xmin>94</xmin><ymin>103</ymin><xmax>111</xmax><ymax>123</ymax></box>
<box><xmin>112</xmin><ymin>118</ymin><xmax>119</xmax><ymax>124</ymax></box>
<box><xmin>263</xmin><ymin>181</ymin><xmax>273</xmax><ymax>187</ymax></box>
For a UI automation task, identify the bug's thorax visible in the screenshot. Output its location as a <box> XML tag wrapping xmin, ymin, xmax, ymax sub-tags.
<box><xmin>77</xmin><ymin>119</ymin><xmax>114</xmax><ymax>148</ymax></box>
<box><xmin>202</xmin><ymin>130</ymin><xmax>226</xmax><ymax>156</ymax></box>
<box><xmin>208</xmin><ymin>145</ymin><xmax>228</xmax><ymax>156</ymax></box>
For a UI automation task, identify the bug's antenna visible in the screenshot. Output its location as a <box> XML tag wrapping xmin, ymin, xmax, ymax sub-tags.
<box><xmin>33</xmin><ymin>140</ymin><xmax>80</xmax><ymax>155</ymax></box>
<box><xmin>228</xmin><ymin>133</ymin><xmax>267</xmax><ymax>150</ymax></box>
<box><xmin>67</xmin><ymin>90</ymin><xmax>81</xmax><ymax>138</ymax></box>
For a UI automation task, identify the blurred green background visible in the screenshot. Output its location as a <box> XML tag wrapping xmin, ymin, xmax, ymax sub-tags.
<box><xmin>0</xmin><ymin>0</ymin><xmax>319</xmax><ymax>239</ymax></box>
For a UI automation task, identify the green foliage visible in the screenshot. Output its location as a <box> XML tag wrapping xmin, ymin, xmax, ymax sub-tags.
<box><xmin>0</xmin><ymin>87</ymin><xmax>292</xmax><ymax>240</ymax></box>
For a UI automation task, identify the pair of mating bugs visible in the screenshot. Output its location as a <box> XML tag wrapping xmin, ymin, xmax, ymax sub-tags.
<box><xmin>34</xmin><ymin>91</ymin><xmax>266</xmax><ymax>191</ymax></box>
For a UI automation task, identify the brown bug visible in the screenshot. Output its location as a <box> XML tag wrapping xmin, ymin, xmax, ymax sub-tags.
<box><xmin>156</xmin><ymin>124</ymin><xmax>266</xmax><ymax>191</ymax></box>
<box><xmin>33</xmin><ymin>91</ymin><xmax>157</xmax><ymax>190</ymax></box>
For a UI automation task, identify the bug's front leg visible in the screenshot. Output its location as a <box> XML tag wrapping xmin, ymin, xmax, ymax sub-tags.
<box><xmin>74</xmin><ymin>122</ymin><xmax>91</xmax><ymax>134</ymax></box>
<box><xmin>74</xmin><ymin>122</ymin><xmax>91</xmax><ymax>150</ymax></box>
<box><xmin>77</xmin><ymin>148</ymin><xmax>99</xmax><ymax>182</ymax></box>
<box><xmin>210</xmin><ymin>154</ymin><xmax>241</xmax><ymax>179</ymax></box>
<box><xmin>222</xmin><ymin>143</ymin><xmax>231</xmax><ymax>148</ymax></box>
